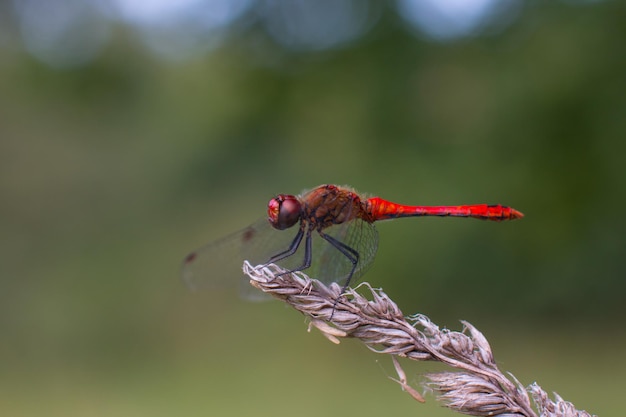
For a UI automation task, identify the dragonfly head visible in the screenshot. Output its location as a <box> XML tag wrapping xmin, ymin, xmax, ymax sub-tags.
<box><xmin>268</xmin><ymin>194</ymin><xmax>301</xmax><ymax>230</ymax></box>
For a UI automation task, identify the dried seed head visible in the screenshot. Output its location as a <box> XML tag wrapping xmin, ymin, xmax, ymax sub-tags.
<box><xmin>243</xmin><ymin>262</ymin><xmax>595</xmax><ymax>417</ymax></box>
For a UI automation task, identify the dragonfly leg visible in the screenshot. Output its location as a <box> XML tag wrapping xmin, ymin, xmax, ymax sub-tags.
<box><xmin>266</xmin><ymin>225</ymin><xmax>305</xmax><ymax>264</ymax></box>
<box><xmin>318</xmin><ymin>231</ymin><xmax>361</xmax><ymax>320</ymax></box>
<box><xmin>266</xmin><ymin>226</ymin><xmax>315</xmax><ymax>277</ymax></box>
<box><xmin>319</xmin><ymin>231</ymin><xmax>360</xmax><ymax>289</ymax></box>
<box><xmin>268</xmin><ymin>229</ymin><xmax>313</xmax><ymax>276</ymax></box>
<box><xmin>283</xmin><ymin>228</ymin><xmax>313</xmax><ymax>273</ymax></box>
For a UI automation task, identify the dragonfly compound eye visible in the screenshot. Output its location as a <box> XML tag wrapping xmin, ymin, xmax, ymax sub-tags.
<box><xmin>268</xmin><ymin>194</ymin><xmax>301</xmax><ymax>230</ymax></box>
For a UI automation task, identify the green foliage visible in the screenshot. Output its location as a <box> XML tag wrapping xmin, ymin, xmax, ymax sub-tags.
<box><xmin>1</xmin><ymin>2</ymin><xmax>624</xmax><ymax>415</ymax></box>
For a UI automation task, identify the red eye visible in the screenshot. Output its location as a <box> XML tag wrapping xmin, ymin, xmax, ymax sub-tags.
<box><xmin>268</xmin><ymin>194</ymin><xmax>302</xmax><ymax>230</ymax></box>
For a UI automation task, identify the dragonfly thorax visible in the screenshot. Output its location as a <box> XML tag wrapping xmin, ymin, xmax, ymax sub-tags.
<box><xmin>268</xmin><ymin>194</ymin><xmax>302</xmax><ymax>230</ymax></box>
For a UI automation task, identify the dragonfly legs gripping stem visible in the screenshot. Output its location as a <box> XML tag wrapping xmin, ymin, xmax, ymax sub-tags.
<box><xmin>266</xmin><ymin>226</ymin><xmax>305</xmax><ymax>265</ymax></box>
<box><xmin>265</xmin><ymin>223</ymin><xmax>313</xmax><ymax>280</ymax></box>
<box><xmin>318</xmin><ymin>231</ymin><xmax>360</xmax><ymax>321</ymax></box>
<box><xmin>265</xmin><ymin>222</ymin><xmax>361</xmax><ymax>322</ymax></box>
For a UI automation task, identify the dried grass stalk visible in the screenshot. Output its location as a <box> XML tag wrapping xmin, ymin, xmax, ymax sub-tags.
<box><xmin>243</xmin><ymin>261</ymin><xmax>596</xmax><ymax>417</ymax></box>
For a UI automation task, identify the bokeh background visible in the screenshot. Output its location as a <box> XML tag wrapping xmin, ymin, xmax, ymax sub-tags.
<box><xmin>2</xmin><ymin>0</ymin><xmax>625</xmax><ymax>416</ymax></box>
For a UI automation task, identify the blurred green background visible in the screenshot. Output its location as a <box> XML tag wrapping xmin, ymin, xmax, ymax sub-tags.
<box><xmin>1</xmin><ymin>1</ymin><xmax>625</xmax><ymax>416</ymax></box>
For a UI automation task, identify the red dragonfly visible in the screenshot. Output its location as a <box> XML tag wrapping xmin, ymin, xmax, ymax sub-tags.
<box><xmin>183</xmin><ymin>184</ymin><xmax>523</xmax><ymax>297</ymax></box>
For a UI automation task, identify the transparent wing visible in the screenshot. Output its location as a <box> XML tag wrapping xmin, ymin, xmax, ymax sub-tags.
<box><xmin>182</xmin><ymin>216</ymin><xmax>380</xmax><ymax>299</ymax></box>
<box><xmin>181</xmin><ymin>217</ymin><xmax>303</xmax><ymax>300</ymax></box>
<box><xmin>312</xmin><ymin>219</ymin><xmax>379</xmax><ymax>286</ymax></box>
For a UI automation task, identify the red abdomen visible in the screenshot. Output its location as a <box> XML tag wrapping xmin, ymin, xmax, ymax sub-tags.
<box><xmin>366</xmin><ymin>197</ymin><xmax>523</xmax><ymax>222</ymax></box>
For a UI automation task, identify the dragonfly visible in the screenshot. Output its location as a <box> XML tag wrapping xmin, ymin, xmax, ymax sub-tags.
<box><xmin>182</xmin><ymin>184</ymin><xmax>523</xmax><ymax>298</ymax></box>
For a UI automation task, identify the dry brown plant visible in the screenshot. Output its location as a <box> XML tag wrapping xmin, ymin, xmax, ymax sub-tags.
<box><xmin>243</xmin><ymin>261</ymin><xmax>595</xmax><ymax>417</ymax></box>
